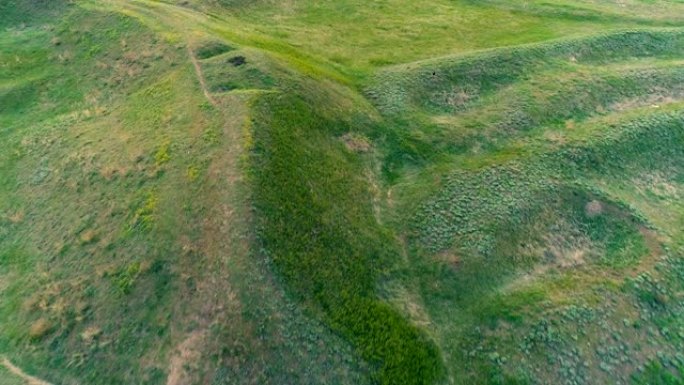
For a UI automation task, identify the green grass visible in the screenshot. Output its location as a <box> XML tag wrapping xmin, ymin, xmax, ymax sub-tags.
<box><xmin>3</xmin><ymin>0</ymin><xmax>684</xmax><ymax>384</ymax></box>
<box><xmin>0</xmin><ymin>364</ymin><xmax>23</xmax><ymax>385</ymax></box>
<box><xmin>380</xmin><ymin>29</ymin><xmax>684</xmax><ymax>384</ymax></box>
<box><xmin>249</xmin><ymin>92</ymin><xmax>442</xmax><ymax>385</ymax></box>
<box><xmin>193</xmin><ymin>0</ymin><xmax>683</xmax><ymax>73</ymax></box>
<box><xmin>633</xmin><ymin>362</ymin><xmax>684</xmax><ymax>385</ymax></box>
<box><xmin>0</xmin><ymin>3</ymin><xmax>369</xmax><ymax>385</ymax></box>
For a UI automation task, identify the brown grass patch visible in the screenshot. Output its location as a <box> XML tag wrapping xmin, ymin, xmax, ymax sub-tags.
<box><xmin>21</xmin><ymin>294</ymin><xmax>41</xmax><ymax>313</ymax></box>
<box><xmin>584</xmin><ymin>200</ymin><xmax>603</xmax><ymax>218</ymax></box>
<box><xmin>445</xmin><ymin>87</ymin><xmax>473</xmax><ymax>108</ymax></box>
<box><xmin>609</xmin><ymin>93</ymin><xmax>679</xmax><ymax>112</ymax></box>
<box><xmin>541</xmin><ymin>229</ymin><xmax>592</xmax><ymax>268</ymax></box>
<box><xmin>166</xmin><ymin>330</ymin><xmax>205</xmax><ymax>385</ymax></box>
<box><xmin>80</xmin><ymin>326</ymin><xmax>102</xmax><ymax>344</ymax></box>
<box><xmin>341</xmin><ymin>133</ymin><xmax>371</xmax><ymax>152</ymax></box>
<box><xmin>632</xmin><ymin>170</ymin><xmax>681</xmax><ymax>199</ymax></box>
<box><xmin>80</xmin><ymin>229</ymin><xmax>98</xmax><ymax>244</ymax></box>
<box><xmin>544</xmin><ymin>130</ymin><xmax>567</xmax><ymax>144</ymax></box>
<box><xmin>28</xmin><ymin>318</ymin><xmax>52</xmax><ymax>340</ymax></box>
<box><xmin>100</xmin><ymin>166</ymin><xmax>121</xmax><ymax>180</ymax></box>
<box><xmin>387</xmin><ymin>284</ymin><xmax>432</xmax><ymax>328</ymax></box>
<box><xmin>434</xmin><ymin>249</ymin><xmax>462</xmax><ymax>270</ymax></box>
<box><xmin>8</xmin><ymin>211</ymin><xmax>24</xmax><ymax>223</ymax></box>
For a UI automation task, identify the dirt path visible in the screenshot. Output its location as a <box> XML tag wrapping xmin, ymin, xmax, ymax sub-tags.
<box><xmin>187</xmin><ymin>46</ymin><xmax>219</xmax><ymax>107</ymax></box>
<box><xmin>165</xmin><ymin>330</ymin><xmax>206</xmax><ymax>385</ymax></box>
<box><xmin>2</xmin><ymin>357</ymin><xmax>53</xmax><ymax>385</ymax></box>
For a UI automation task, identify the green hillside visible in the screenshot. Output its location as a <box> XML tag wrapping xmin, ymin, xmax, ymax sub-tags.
<box><xmin>1</xmin><ymin>1</ymin><xmax>684</xmax><ymax>384</ymax></box>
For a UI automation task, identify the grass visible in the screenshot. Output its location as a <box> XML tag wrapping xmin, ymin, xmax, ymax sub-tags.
<box><xmin>2</xmin><ymin>0</ymin><xmax>684</xmax><ymax>384</ymax></box>
<box><xmin>192</xmin><ymin>0</ymin><xmax>683</xmax><ymax>73</ymax></box>
<box><xmin>0</xmin><ymin>364</ymin><xmax>24</xmax><ymax>385</ymax></box>
<box><xmin>0</xmin><ymin>3</ymin><xmax>369</xmax><ymax>385</ymax></box>
<box><xmin>249</xmin><ymin>92</ymin><xmax>442</xmax><ymax>385</ymax></box>
<box><xmin>381</xmin><ymin>29</ymin><xmax>684</xmax><ymax>385</ymax></box>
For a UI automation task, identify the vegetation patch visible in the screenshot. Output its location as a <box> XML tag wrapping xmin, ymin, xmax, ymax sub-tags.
<box><xmin>250</xmin><ymin>93</ymin><xmax>443</xmax><ymax>385</ymax></box>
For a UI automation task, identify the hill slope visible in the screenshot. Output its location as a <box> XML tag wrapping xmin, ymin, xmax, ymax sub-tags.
<box><xmin>2</xmin><ymin>1</ymin><xmax>684</xmax><ymax>384</ymax></box>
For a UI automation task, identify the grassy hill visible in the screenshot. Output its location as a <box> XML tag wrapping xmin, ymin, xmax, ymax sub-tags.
<box><xmin>1</xmin><ymin>0</ymin><xmax>684</xmax><ymax>384</ymax></box>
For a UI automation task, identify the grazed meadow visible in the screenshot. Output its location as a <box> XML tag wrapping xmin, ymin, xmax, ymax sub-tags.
<box><xmin>1</xmin><ymin>0</ymin><xmax>684</xmax><ymax>384</ymax></box>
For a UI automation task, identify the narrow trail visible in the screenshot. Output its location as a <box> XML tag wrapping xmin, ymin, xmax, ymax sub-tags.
<box><xmin>187</xmin><ymin>46</ymin><xmax>219</xmax><ymax>107</ymax></box>
<box><xmin>2</xmin><ymin>357</ymin><xmax>53</xmax><ymax>385</ymax></box>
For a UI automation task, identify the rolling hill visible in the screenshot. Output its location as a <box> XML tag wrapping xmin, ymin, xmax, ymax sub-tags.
<box><xmin>1</xmin><ymin>1</ymin><xmax>684</xmax><ymax>384</ymax></box>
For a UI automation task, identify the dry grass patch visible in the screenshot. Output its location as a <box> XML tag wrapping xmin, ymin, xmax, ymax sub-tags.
<box><xmin>99</xmin><ymin>165</ymin><xmax>129</xmax><ymax>180</ymax></box>
<box><xmin>341</xmin><ymin>132</ymin><xmax>371</xmax><ymax>153</ymax></box>
<box><xmin>80</xmin><ymin>326</ymin><xmax>102</xmax><ymax>344</ymax></box>
<box><xmin>585</xmin><ymin>200</ymin><xmax>603</xmax><ymax>218</ymax></box>
<box><xmin>7</xmin><ymin>211</ymin><xmax>24</xmax><ymax>224</ymax></box>
<box><xmin>166</xmin><ymin>330</ymin><xmax>205</xmax><ymax>385</ymax></box>
<box><xmin>386</xmin><ymin>284</ymin><xmax>433</xmax><ymax>329</ymax></box>
<box><xmin>28</xmin><ymin>318</ymin><xmax>52</xmax><ymax>340</ymax></box>
<box><xmin>632</xmin><ymin>170</ymin><xmax>681</xmax><ymax>200</ymax></box>
<box><xmin>79</xmin><ymin>229</ymin><xmax>98</xmax><ymax>245</ymax></box>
